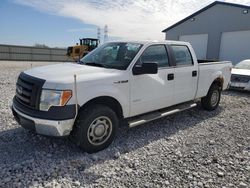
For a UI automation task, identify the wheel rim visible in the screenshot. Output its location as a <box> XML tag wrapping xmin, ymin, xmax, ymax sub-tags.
<box><xmin>211</xmin><ymin>90</ymin><xmax>219</xmax><ymax>107</ymax></box>
<box><xmin>87</xmin><ymin>116</ymin><xmax>112</xmax><ymax>146</ymax></box>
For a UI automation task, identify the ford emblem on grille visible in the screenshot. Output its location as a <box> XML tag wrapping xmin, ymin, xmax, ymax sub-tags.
<box><xmin>17</xmin><ymin>85</ymin><xmax>23</xmax><ymax>95</ymax></box>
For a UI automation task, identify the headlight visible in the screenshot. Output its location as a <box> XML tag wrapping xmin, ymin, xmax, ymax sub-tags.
<box><xmin>40</xmin><ymin>89</ymin><xmax>72</xmax><ymax>111</ymax></box>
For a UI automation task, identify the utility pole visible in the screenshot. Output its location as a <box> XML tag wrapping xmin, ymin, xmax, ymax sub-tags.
<box><xmin>97</xmin><ymin>27</ymin><xmax>101</xmax><ymax>42</ymax></box>
<box><xmin>104</xmin><ymin>25</ymin><xmax>108</xmax><ymax>43</ymax></box>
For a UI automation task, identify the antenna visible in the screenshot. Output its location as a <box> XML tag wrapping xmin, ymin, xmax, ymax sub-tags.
<box><xmin>104</xmin><ymin>25</ymin><xmax>108</xmax><ymax>42</ymax></box>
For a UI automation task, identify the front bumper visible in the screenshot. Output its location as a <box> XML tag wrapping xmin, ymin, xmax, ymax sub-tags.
<box><xmin>12</xmin><ymin>105</ymin><xmax>75</xmax><ymax>137</ymax></box>
<box><xmin>230</xmin><ymin>82</ymin><xmax>250</xmax><ymax>91</ymax></box>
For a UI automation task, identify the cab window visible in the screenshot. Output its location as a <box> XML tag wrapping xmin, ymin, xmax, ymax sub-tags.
<box><xmin>171</xmin><ymin>45</ymin><xmax>193</xmax><ymax>66</ymax></box>
<box><xmin>139</xmin><ymin>45</ymin><xmax>169</xmax><ymax>68</ymax></box>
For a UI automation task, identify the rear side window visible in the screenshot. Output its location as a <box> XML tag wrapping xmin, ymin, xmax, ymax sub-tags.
<box><xmin>140</xmin><ymin>45</ymin><xmax>169</xmax><ymax>68</ymax></box>
<box><xmin>171</xmin><ymin>45</ymin><xmax>193</xmax><ymax>66</ymax></box>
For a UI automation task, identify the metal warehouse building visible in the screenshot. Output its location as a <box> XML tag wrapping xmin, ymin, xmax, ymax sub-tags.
<box><xmin>162</xmin><ymin>1</ymin><xmax>250</xmax><ymax>65</ymax></box>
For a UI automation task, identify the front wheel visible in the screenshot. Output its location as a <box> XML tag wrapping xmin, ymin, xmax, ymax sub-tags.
<box><xmin>70</xmin><ymin>105</ymin><xmax>118</xmax><ymax>153</ymax></box>
<box><xmin>201</xmin><ymin>84</ymin><xmax>221</xmax><ymax>111</ymax></box>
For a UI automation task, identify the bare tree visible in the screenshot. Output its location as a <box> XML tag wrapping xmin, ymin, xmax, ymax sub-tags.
<box><xmin>34</xmin><ymin>43</ymin><xmax>49</xmax><ymax>48</ymax></box>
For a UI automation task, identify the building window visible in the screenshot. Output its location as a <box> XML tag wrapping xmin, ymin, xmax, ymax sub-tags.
<box><xmin>242</xmin><ymin>10</ymin><xmax>248</xmax><ymax>14</ymax></box>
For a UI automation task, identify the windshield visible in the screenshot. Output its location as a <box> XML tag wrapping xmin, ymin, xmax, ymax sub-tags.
<box><xmin>235</xmin><ymin>60</ymin><xmax>250</xmax><ymax>70</ymax></box>
<box><xmin>80</xmin><ymin>42</ymin><xmax>142</xmax><ymax>70</ymax></box>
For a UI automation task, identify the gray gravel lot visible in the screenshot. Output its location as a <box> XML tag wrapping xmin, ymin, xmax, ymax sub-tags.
<box><xmin>0</xmin><ymin>61</ymin><xmax>249</xmax><ymax>188</ymax></box>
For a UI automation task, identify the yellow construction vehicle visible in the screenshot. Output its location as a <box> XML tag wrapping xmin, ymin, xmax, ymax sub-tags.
<box><xmin>67</xmin><ymin>38</ymin><xmax>100</xmax><ymax>62</ymax></box>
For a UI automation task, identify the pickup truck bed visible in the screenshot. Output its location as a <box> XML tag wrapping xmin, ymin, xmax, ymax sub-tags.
<box><xmin>198</xmin><ymin>59</ymin><xmax>217</xmax><ymax>63</ymax></box>
<box><xmin>196</xmin><ymin>61</ymin><xmax>232</xmax><ymax>98</ymax></box>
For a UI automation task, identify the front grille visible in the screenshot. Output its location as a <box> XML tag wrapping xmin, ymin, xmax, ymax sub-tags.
<box><xmin>231</xmin><ymin>74</ymin><xmax>250</xmax><ymax>83</ymax></box>
<box><xmin>16</xmin><ymin>76</ymin><xmax>33</xmax><ymax>106</ymax></box>
<box><xmin>15</xmin><ymin>72</ymin><xmax>45</xmax><ymax>109</ymax></box>
<box><xmin>230</xmin><ymin>86</ymin><xmax>245</xmax><ymax>90</ymax></box>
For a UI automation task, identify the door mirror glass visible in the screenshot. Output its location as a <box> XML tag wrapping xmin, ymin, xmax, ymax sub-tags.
<box><xmin>133</xmin><ymin>62</ymin><xmax>158</xmax><ymax>75</ymax></box>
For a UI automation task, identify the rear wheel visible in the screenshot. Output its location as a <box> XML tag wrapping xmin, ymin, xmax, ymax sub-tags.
<box><xmin>70</xmin><ymin>105</ymin><xmax>118</xmax><ymax>153</ymax></box>
<box><xmin>201</xmin><ymin>84</ymin><xmax>221</xmax><ymax>111</ymax></box>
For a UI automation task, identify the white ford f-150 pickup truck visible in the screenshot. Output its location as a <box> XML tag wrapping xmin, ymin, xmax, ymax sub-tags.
<box><xmin>12</xmin><ymin>41</ymin><xmax>232</xmax><ymax>153</ymax></box>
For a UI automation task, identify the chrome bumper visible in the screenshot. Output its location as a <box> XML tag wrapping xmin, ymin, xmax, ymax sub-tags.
<box><xmin>12</xmin><ymin>105</ymin><xmax>75</xmax><ymax>137</ymax></box>
<box><xmin>230</xmin><ymin>82</ymin><xmax>250</xmax><ymax>91</ymax></box>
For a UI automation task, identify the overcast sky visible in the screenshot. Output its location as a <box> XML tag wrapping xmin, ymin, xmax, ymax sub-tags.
<box><xmin>0</xmin><ymin>0</ymin><xmax>250</xmax><ymax>47</ymax></box>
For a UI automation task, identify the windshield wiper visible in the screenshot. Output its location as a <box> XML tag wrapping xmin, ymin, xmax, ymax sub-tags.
<box><xmin>84</xmin><ymin>62</ymin><xmax>107</xmax><ymax>68</ymax></box>
<box><xmin>80</xmin><ymin>61</ymin><xmax>120</xmax><ymax>69</ymax></box>
<box><xmin>78</xmin><ymin>60</ymin><xmax>84</xmax><ymax>64</ymax></box>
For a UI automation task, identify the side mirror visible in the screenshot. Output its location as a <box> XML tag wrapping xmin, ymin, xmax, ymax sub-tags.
<box><xmin>133</xmin><ymin>62</ymin><xmax>158</xmax><ymax>75</ymax></box>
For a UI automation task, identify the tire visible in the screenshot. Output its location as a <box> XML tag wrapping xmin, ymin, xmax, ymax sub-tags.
<box><xmin>70</xmin><ymin>105</ymin><xmax>118</xmax><ymax>153</ymax></box>
<box><xmin>201</xmin><ymin>84</ymin><xmax>221</xmax><ymax>111</ymax></box>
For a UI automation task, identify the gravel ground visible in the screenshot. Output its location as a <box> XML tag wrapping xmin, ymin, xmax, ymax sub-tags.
<box><xmin>0</xmin><ymin>61</ymin><xmax>249</xmax><ymax>188</ymax></box>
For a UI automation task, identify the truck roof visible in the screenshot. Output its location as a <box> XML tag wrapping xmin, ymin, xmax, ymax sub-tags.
<box><xmin>105</xmin><ymin>40</ymin><xmax>190</xmax><ymax>46</ymax></box>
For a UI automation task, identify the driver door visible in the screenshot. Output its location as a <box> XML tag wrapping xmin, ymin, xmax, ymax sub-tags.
<box><xmin>130</xmin><ymin>44</ymin><xmax>175</xmax><ymax>117</ymax></box>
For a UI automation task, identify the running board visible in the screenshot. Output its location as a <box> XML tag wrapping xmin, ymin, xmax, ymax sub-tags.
<box><xmin>128</xmin><ymin>102</ymin><xmax>197</xmax><ymax>128</ymax></box>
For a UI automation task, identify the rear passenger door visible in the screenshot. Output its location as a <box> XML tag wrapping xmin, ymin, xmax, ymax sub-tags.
<box><xmin>171</xmin><ymin>45</ymin><xmax>198</xmax><ymax>104</ymax></box>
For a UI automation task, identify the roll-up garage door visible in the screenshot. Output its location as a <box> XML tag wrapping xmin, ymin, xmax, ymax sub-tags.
<box><xmin>179</xmin><ymin>34</ymin><xmax>208</xmax><ymax>60</ymax></box>
<box><xmin>219</xmin><ymin>30</ymin><xmax>250</xmax><ymax>65</ymax></box>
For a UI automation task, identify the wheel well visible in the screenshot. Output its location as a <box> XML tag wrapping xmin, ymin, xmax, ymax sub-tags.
<box><xmin>212</xmin><ymin>77</ymin><xmax>224</xmax><ymax>89</ymax></box>
<box><xmin>80</xmin><ymin>96</ymin><xmax>123</xmax><ymax>118</ymax></box>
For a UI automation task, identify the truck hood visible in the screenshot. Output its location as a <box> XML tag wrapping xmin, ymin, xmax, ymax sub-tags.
<box><xmin>231</xmin><ymin>68</ymin><xmax>250</xmax><ymax>76</ymax></box>
<box><xmin>24</xmin><ymin>63</ymin><xmax>120</xmax><ymax>83</ymax></box>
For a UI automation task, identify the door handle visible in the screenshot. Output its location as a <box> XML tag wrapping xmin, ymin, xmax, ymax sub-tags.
<box><xmin>168</xmin><ymin>73</ymin><xmax>174</xmax><ymax>81</ymax></box>
<box><xmin>192</xmin><ymin>71</ymin><xmax>197</xmax><ymax>77</ymax></box>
